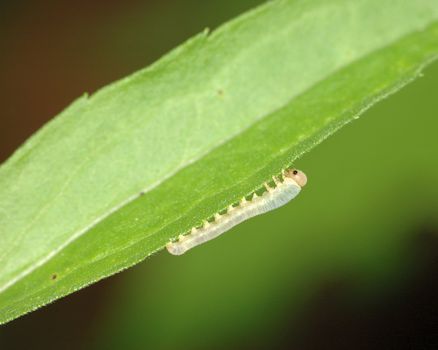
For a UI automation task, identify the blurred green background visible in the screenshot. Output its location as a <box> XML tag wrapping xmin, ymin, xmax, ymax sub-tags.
<box><xmin>1</xmin><ymin>1</ymin><xmax>438</xmax><ymax>349</ymax></box>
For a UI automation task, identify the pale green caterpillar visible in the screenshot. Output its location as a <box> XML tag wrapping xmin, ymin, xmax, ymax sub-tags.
<box><xmin>166</xmin><ymin>169</ymin><xmax>307</xmax><ymax>255</ymax></box>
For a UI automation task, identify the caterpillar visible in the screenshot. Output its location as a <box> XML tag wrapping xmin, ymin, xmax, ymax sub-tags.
<box><xmin>166</xmin><ymin>168</ymin><xmax>307</xmax><ymax>255</ymax></box>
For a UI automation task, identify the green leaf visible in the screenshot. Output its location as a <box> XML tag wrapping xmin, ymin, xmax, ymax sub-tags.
<box><xmin>0</xmin><ymin>0</ymin><xmax>437</xmax><ymax>324</ymax></box>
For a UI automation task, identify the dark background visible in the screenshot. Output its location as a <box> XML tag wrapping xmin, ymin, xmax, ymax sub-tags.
<box><xmin>1</xmin><ymin>1</ymin><xmax>438</xmax><ymax>349</ymax></box>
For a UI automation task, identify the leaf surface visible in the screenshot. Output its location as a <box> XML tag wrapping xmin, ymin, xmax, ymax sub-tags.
<box><xmin>1</xmin><ymin>0</ymin><xmax>438</xmax><ymax>323</ymax></box>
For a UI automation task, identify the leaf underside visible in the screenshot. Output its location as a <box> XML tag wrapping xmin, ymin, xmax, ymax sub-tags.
<box><xmin>0</xmin><ymin>0</ymin><xmax>438</xmax><ymax>323</ymax></box>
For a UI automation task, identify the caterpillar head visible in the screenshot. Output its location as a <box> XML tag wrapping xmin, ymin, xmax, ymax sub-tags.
<box><xmin>285</xmin><ymin>168</ymin><xmax>307</xmax><ymax>187</ymax></box>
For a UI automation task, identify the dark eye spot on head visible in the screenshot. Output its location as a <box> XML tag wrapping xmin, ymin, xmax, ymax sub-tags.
<box><xmin>139</xmin><ymin>191</ymin><xmax>145</xmax><ymax>196</ymax></box>
<box><xmin>217</xmin><ymin>89</ymin><xmax>224</xmax><ymax>96</ymax></box>
<box><xmin>51</xmin><ymin>274</ymin><xmax>58</xmax><ymax>280</ymax></box>
<box><xmin>293</xmin><ymin>170</ymin><xmax>298</xmax><ymax>175</ymax></box>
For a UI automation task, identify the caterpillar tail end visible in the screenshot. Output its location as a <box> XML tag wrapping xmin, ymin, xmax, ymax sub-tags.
<box><xmin>166</xmin><ymin>242</ymin><xmax>186</xmax><ymax>256</ymax></box>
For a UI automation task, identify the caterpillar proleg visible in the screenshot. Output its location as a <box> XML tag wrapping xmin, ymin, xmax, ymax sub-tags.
<box><xmin>166</xmin><ymin>169</ymin><xmax>307</xmax><ymax>255</ymax></box>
